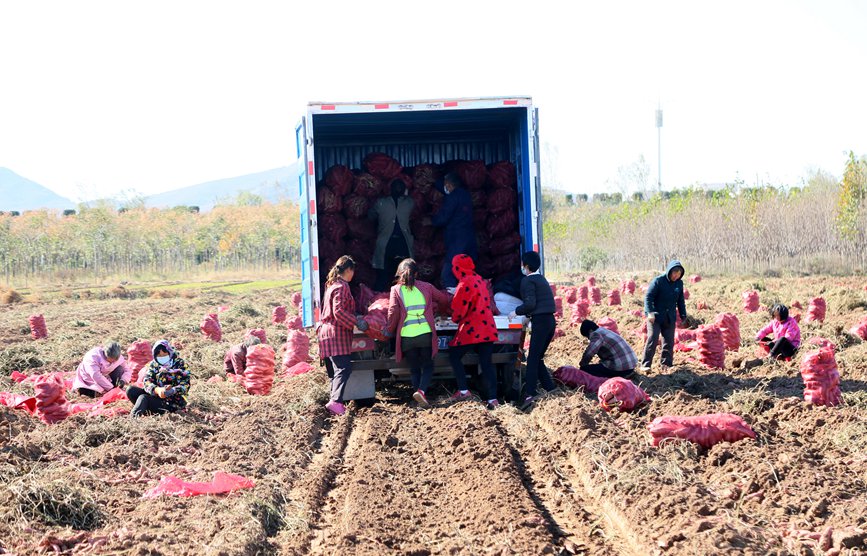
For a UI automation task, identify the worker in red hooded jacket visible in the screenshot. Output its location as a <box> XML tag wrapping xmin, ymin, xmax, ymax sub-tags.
<box><xmin>446</xmin><ymin>254</ymin><xmax>500</xmax><ymax>409</ymax></box>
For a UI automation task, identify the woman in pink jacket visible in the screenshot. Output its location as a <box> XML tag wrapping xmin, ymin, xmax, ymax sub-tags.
<box><xmin>72</xmin><ymin>342</ymin><xmax>131</xmax><ymax>397</ymax></box>
<box><xmin>755</xmin><ymin>304</ymin><xmax>801</xmax><ymax>361</ymax></box>
<box><xmin>385</xmin><ymin>258</ymin><xmax>450</xmax><ymax>408</ymax></box>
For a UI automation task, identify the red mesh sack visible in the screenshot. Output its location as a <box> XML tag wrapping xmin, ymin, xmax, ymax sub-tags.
<box><xmin>598</xmin><ymin>377</ymin><xmax>650</xmax><ymax>412</ymax></box>
<box><xmin>800</xmin><ymin>348</ymin><xmax>841</xmax><ymax>406</ymax></box>
<box><xmin>742</xmin><ymin>290</ymin><xmax>760</xmax><ymax>313</ymax></box>
<box><xmin>319</xmin><ymin>213</ymin><xmax>348</xmax><ymax>243</ymax></box>
<box><xmin>569</xmin><ymin>300</ymin><xmax>590</xmax><ymax>327</ymax></box>
<box><xmin>554</xmin><ymin>296</ymin><xmax>563</xmax><ymax>319</ymax></box>
<box><xmin>126</xmin><ymin>341</ymin><xmax>153</xmax><ymax>383</ymax></box>
<box><xmin>285</xmin><ymin>361</ymin><xmax>314</xmax><ymax>377</ymax></box>
<box><xmin>648</xmin><ymin>413</ymin><xmax>756</xmax><ymax>448</ymax></box>
<box><xmin>597</xmin><ymin>316</ymin><xmax>619</xmax><ymax>334</ymax></box>
<box><xmin>363</xmin><ymin>298</ymin><xmax>389</xmax><ymax>341</ymax></box>
<box><xmin>487</xmin><ymin>161</ymin><xmax>517</xmax><ymax>189</ymax></box>
<box><xmin>29</xmin><ymin>314</ymin><xmax>47</xmax><ymax>340</ymax></box>
<box><xmin>621</xmin><ymin>279</ymin><xmax>636</xmax><ymax>295</ymax></box>
<box><xmin>409</xmin><ymin>189</ymin><xmax>430</xmax><ymax>218</ymax></box>
<box><xmin>282</xmin><ymin>330</ymin><xmax>311</xmax><ymax>370</ymax></box>
<box><xmin>553</xmin><ymin>365</ymin><xmax>608</xmax><ymax>393</ymax></box>
<box><xmin>363</xmin><ymin>152</ymin><xmax>402</xmax><ymax>180</ymax></box>
<box><xmin>689</xmin><ymin>275</ymin><xmax>702</xmax><ymax>283</ymax></box>
<box><xmin>590</xmin><ymin>287</ymin><xmax>602</xmax><ymax>305</ymax></box>
<box><xmin>343</xmin><ymin>195</ymin><xmax>370</xmax><ymax>220</ymax></box>
<box><xmin>791</xmin><ymin>300</ymin><xmax>803</xmax><ymax>310</ymax></box>
<box><xmin>325</xmin><ymin>165</ymin><xmax>354</xmax><ymax>196</ymax></box>
<box><xmin>549</xmin><ymin>283</ymin><xmax>557</xmax><ymax>296</ymax></box>
<box><xmin>245</xmin><ymin>328</ymin><xmax>267</xmax><ymax>345</ymax></box>
<box><xmin>291</xmin><ymin>292</ymin><xmax>302</xmax><ymax>308</ymax></box>
<box><xmin>713</xmin><ymin>313</ymin><xmax>741</xmax><ymax>351</ymax></box>
<box><xmin>695</xmin><ymin>324</ymin><xmax>725</xmax><ymax>369</ymax></box>
<box><xmin>34</xmin><ymin>373</ymin><xmax>70</xmax><ymax>424</ymax></box>
<box><xmin>285</xmin><ymin>316</ymin><xmax>302</xmax><ymax>330</ymax></box>
<box><xmin>553</xmin><ymin>328</ymin><xmax>565</xmax><ymax>339</ymax></box>
<box><xmin>577</xmin><ymin>285</ymin><xmax>589</xmax><ymax>300</ymax></box>
<box><xmin>696</xmin><ymin>301</ymin><xmax>708</xmax><ymax>310</ymax></box>
<box><xmin>488</xmin><ymin>188</ymin><xmax>517</xmax><ymax>214</ymax></box>
<box><xmin>607</xmin><ymin>289</ymin><xmax>621</xmax><ymax>306</ymax></box>
<box><xmin>410</xmin><ymin>220</ymin><xmax>436</xmax><ymax>242</ymax></box>
<box><xmin>849</xmin><ymin>316</ymin><xmax>867</xmax><ymax>340</ymax></box>
<box><xmin>426</xmin><ymin>186</ymin><xmax>445</xmax><ymax>207</ymax></box>
<box><xmin>347</xmin><ymin>238</ymin><xmax>373</xmax><ymax>263</ymax></box>
<box><xmin>346</xmin><ymin>218</ymin><xmax>377</xmax><ymax>241</ymax></box>
<box><xmin>354</xmin><ymin>283</ymin><xmax>377</xmax><ymax>315</ymax></box>
<box><xmin>490</xmin><ymin>232</ymin><xmax>521</xmax><ymax>255</ymax></box>
<box><xmin>472</xmin><ymin>208</ymin><xmax>488</xmax><ymax>230</ymax></box>
<box><xmin>351</xmin><ymin>263</ymin><xmax>376</xmax><ymax>289</ymax></box>
<box><xmin>243</xmin><ymin>344</ymin><xmax>275</xmax><ymax>395</ymax></box>
<box><xmin>417</xmin><ymin>259</ymin><xmax>438</xmax><ymax>282</ymax></box>
<box><xmin>412</xmin><ymin>164</ymin><xmax>440</xmax><ymax>192</ymax></box>
<box><xmin>806</xmin><ymin>297</ymin><xmax>826</xmax><ymax>323</ymax></box>
<box><xmin>486</xmin><ymin>210</ymin><xmax>517</xmax><ymax>238</ymax></box>
<box><xmin>144</xmin><ymin>471</ymin><xmax>255</xmax><ymax>498</ymax></box>
<box><xmin>317</xmin><ymin>186</ymin><xmax>343</xmax><ymax>214</ymax></box>
<box><xmin>454</xmin><ymin>160</ymin><xmax>487</xmax><ymax>190</ymax></box>
<box><xmin>675</xmin><ymin>329</ymin><xmax>696</xmax><ymax>342</ymax></box>
<box><xmin>564</xmin><ymin>287</ymin><xmax>577</xmax><ymax>305</ymax></box>
<box><xmin>485</xmin><ymin>280</ymin><xmax>500</xmax><ymax>316</ymax></box>
<box><xmin>201</xmin><ymin>313</ymin><xmax>222</xmax><ymax>342</ymax></box>
<box><xmin>272</xmin><ymin>305</ymin><xmax>287</xmax><ymax>324</ymax></box>
<box><xmin>470</xmin><ymin>189</ymin><xmax>487</xmax><ymax>208</ymax></box>
<box><xmin>353</xmin><ymin>173</ymin><xmax>384</xmax><ymax>198</ymax></box>
<box><xmin>683</xmin><ymin>288</ymin><xmax>690</xmax><ymax>300</ymax></box>
<box><xmin>491</xmin><ymin>252</ymin><xmax>521</xmax><ymax>278</ymax></box>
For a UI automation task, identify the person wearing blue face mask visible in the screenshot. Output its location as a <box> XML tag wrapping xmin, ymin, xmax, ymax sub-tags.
<box><xmin>126</xmin><ymin>339</ymin><xmax>191</xmax><ymax>417</ymax></box>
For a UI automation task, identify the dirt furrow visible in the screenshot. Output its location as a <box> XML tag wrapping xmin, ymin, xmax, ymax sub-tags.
<box><xmin>493</xmin><ymin>406</ymin><xmax>626</xmax><ymax>556</ymax></box>
<box><xmin>302</xmin><ymin>402</ymin><xmax>560</xmax><ymax>555</ymax></box>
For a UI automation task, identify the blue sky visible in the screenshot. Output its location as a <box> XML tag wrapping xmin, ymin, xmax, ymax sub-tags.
<box><xmin>1</xmin><ymin>0</ymin><xmax>865</xmax><ymax>200</ymax></box>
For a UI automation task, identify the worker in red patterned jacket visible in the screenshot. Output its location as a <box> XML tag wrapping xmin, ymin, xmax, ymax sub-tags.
<box><xmin>316</xmin><ymin>256</ymin><xmax>367</xmax><ymax>416</ymax></box>
<box><xmin>446</xmin><ymin>254</ymin><xmax>501</xmax><ymax>409</ymax></box>
<box><xmin>223</xmin><ymin>336</ymin><xmax>261</xmax><ymax>375</ymax></box>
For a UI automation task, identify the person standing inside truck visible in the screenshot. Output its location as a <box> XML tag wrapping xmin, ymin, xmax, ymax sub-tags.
<box><xmin>508</xmin><ymin>251</ymin><xmax>557</xmax><ymax>411</ymax></box>
<box><xmin>641</xmin><ymin>260</ymin><xmax>687</xmax><ymax>371</ymax></box>
<box><xmin>316</xmin><ymin>256</ymin><xmax>368</xmax><ymax>416</ymax></box>
<box><xmin>446</xmin><ymin>254</ymin><xmax>500</xmax><ymax>409</ymax></box>
<box><xmin>370</xmin><ymin>178</ymin><xmax>415</xmax><ymax>292</ymax></box>
<box><xmin>431</xmin><ymin>173</ymin><xmax>477</xmax><ymax>290</ymax></box>
<box><xmin>385</xmin><ymin>258</ymin><xmax>451</xmax><ymax>408</ymax></box>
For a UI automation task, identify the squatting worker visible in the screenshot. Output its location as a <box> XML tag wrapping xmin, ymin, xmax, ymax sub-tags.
<box><xmin>385</xmin><ymin>258</ymin><xmax>451</xmax><ymax>408</ymax></box>
<box><xmin>316</xmin><ymin>255</ymin><xmax>368</xmax><ymax>416</ymax></box>
<box><xmin>431</xmin><ymin>173</ymin><xmax>477</xmax><ymax>290</ymax></box>
<box><xmin>127</xmin><ymin>340</ymin><xmax>190</xmax><ymax>417</ymax></box>
<box><xmin>72</xmin><ymin>341</ymin><xmax>131</xmax><ymax>398</ymax></box>
<box><xmin>508</xmin><ymin>251</ymin><xmax>557</xmax><ymax>412</ymax></box>
<box><xmin>369</xmin><ymin>178</ymin><xmax>414</xmax><ymax>292</ymax></box>
<box><xmin>223</xmin><ymin>335</ymin><xmax>262</xmax><ymax>375</ymax></box>
<box><xmin>578</xmin><ymin>320</ymin><xmax>638</xmax><ymax>377</ymax></box>
<box><xmin>641</xmin><ymin>260</ymin><xmax>687</xmax><ymax>371</ymax></box>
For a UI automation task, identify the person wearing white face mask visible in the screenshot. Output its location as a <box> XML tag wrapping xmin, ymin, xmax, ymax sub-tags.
<box><xmin>126</xmin><ymin>339</ymin><xmax>191</xmax><ymax>417</ymax></box>
<box><xmin>431</xmin><ymin>172</ymin><xmax>477</xmax><ymax>289</ymax></box>
<box><xmin>508</xmin><ymin>251</ymin><xmax>557</xmax><ymax>412</ymax></box>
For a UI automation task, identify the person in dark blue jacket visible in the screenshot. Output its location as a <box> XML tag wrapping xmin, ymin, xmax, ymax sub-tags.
<box><xmin>431</xmin><ymin>173</ymin><xmax>477</xmax><ymax>289</ymax></box>
<box><xmin>641</xmin><ymin>260</ymin><xmax>687</xmax><ymax>370</ymax></box>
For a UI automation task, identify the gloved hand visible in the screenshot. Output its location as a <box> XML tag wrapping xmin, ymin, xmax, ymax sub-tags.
<box><xmin>164</xmin><ymin>386</ymin><xmax>177</xmax><ymax>397</ymax></box>
<box><xmin>356</xmin><ymin>318</ymin><xmax>370</xmax><ymax>332</ymax></box>
<box><xmin>154</xmin><ymin>387</ymin><xmax>166</xmax><ymax>398</ymax></box>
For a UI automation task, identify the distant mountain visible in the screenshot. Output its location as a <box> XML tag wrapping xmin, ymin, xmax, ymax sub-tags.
<box><xmin>0</xmin><ymin>168</ymin><xmax>76</xmax><ymax>211</ymax></box>
<box><xmin>144</xmin><ymin>164</ymin><xmax>301</xmax><ymax>211</ymax></box>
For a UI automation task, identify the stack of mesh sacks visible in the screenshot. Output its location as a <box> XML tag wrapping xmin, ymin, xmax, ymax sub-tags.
<box><xmin>34</xmin><ymin>373</ymin><xmax>70</xmax><ymax>424</ymax></box>
<box><xmin>318</xmin><ymin>155</ymin><xmax>522</xmax><ymax>296</ymax></box>
<box><xmin>244</xmin><ymin>344</ymin><xmax>275</xmax><ymax>395</ymax></box>
<box><xmin>800</xmin><ymin>347</ymin><xmax>841</xmax><ymax>406</ymax></box>
<box><xmin>695</xmin><ymin>324</ymin><xmax>725</xmax><ymax>369</ymax></box>
<box><xmin>282</xmin><ymin>330</ymin><xmax>311</xmax><ymax>375</ymax></box>
<box><xmin>713</xmin><ymin>313</ymin><xmax>741</xmax><ymax>351</ymax></box>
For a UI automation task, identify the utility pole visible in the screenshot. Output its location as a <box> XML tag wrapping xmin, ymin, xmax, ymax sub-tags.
<box><xmin>655</xmin><ymin>104</ymin><xmax>663</xmax><ymax>191</ymax></box>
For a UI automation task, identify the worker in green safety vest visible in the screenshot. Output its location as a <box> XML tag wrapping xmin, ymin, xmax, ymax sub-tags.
<box><xmin>385</xmin><ymin>258</ymin><xmax>451</xmax><ymax>407</ymax></box>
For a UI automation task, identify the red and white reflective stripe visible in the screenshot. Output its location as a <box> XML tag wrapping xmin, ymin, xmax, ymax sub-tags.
<box><xmin>309</xmin><ymin>200</ymin><xmax>316</xmax><ymax>215</ymax></box>
<box><xmin>312</xmin><ymin>256</ymin><xmax>319</xmax><ymax>271</ymax></box>
<box><xmin>375</xmin><ymin>104</ymin><xmax>389</xmax><ymax>109</ymax></box>
<box><xmin>444</xmin><ymin>101</ymin><xmax>458</xmax><ymax>107</ymax></box>
<box><xmin>503</xmin><ymin>100</ymin><xmax>519</xmax><ymax>105</ymax></box>
<box><xmin>533</xmin><ymin>244</ymin><xmax>539</xmax><ymax>252</ymax></box>
<box><xmin>320</xmin><ymin>105</ymin><xmax>335</xmax><ymax>111</ymax></box>
<box><xmin>308</xmin><ymin>161</ymin><xmax>314</xmax><ymax>175</ymax></box>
